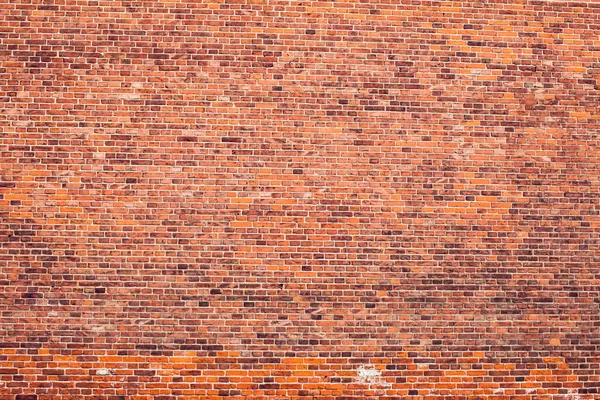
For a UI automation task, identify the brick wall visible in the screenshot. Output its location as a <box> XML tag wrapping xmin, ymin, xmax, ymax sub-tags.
<box><xmin>1</xmin><ymin>0</ymin><xmax>600</xmax><ymax>398</ymax></box>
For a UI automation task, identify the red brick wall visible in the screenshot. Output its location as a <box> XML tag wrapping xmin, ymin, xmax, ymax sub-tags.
<box><xmin>1</xmin><ymin>0</ymin><xmax>600</xmax><ymax>398</ymax></box>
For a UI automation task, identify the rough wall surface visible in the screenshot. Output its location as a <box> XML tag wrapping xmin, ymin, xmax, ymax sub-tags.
<box><xmin>1</xmin><ymin>0</ymin><xmax>600</xmax><ymax>398</ymax></box>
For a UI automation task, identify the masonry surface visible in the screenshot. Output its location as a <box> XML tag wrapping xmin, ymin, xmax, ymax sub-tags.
<box><xmin>1</xmin><ymin>0</ymin><xmax>600</xmax><ymax>399</ymax></box>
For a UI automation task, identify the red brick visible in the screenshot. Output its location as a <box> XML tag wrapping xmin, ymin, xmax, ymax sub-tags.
<box><xmin>1</xmin><ymin>0</ymin><xmax>600</xmax><ymax>399</ymax></box>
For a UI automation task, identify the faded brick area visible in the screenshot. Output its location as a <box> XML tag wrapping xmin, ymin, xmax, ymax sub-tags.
<box><xmin>1</xmin><ymin>0</ymin><xmax>600</xmax><ymax>399</ymax></box>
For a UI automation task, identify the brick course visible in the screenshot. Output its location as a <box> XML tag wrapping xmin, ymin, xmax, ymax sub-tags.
<box><xmin>1</xmin><ymin>0</ymin><xmax>600</xmax><ymax>398</ymax></box>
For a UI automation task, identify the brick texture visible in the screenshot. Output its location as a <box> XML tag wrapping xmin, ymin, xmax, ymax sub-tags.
<box><xmin>1</xmin><ymin>0</ymin><xmax>600</xmax><ymax>398</ymax></box>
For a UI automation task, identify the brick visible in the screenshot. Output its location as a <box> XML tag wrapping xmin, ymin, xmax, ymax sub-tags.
<box><xmin>1</xmin><ymin>0</ymin><xmax>600</xmax><ymax>398</ymax></box>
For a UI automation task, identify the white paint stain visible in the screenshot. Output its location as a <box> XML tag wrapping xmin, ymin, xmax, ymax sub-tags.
<box><xmin>355</xmin><ymin>365</ymin><xmax>391</xmax><ymax>387</ymax></box>
<box><xmin>96</xmin><ymin>369</ymin><xmax>115</xmax><ymax>376</ymax></box>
